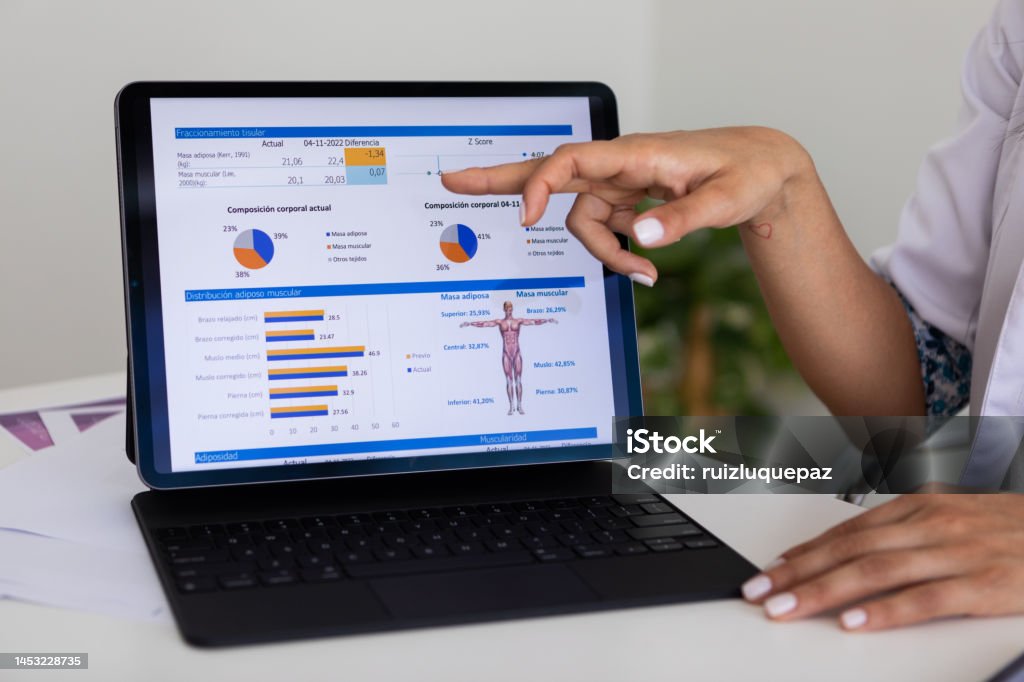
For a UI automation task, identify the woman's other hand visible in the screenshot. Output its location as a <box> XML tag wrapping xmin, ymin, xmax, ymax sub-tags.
<box><xmin>741</xmin><ymin>494</ymin><xmax>1024</xmax><ymax>631</ymax></box>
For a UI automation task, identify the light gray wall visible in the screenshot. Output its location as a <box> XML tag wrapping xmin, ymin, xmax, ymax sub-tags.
<box><xmin>0</xmin><ymin>0</ymin><xmax>994</xmax><ymax>388</ymax></box>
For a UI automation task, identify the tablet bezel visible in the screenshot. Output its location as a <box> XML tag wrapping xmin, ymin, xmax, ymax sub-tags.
<box><xmin>116</xmin><ymin>81</ymin><xmax>641</xmax><ymax>490</ymax></box>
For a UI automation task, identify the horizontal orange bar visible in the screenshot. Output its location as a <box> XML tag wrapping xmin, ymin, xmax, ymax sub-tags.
<box><xmin>264</xmin><ymin>310</ymin><xmax>324</xmax><ymax>318</ymax></box>
<box><xmin>266</xmin><ymin>329</ymin><xmax>315</xmax><ymax>337</ymax></box>
<box><xmin>266</xmin><ymin>346</ymin><xmax>365</xmax><ymax>357</ymax></box>
<box><xmin>268</xmin><ymin>365</ymin><xmax>347</xmax><ymax>376</ymax></box>
<box><xmin>344</xmin><ymin>147</ymin><xmax>386</xmax><ymax>166</ymax></box>
<box><xmin>269</xmin><ymin>385</ymin><xmax>338</xmax><ymax>395</ymax></box>
<box><xmin>271</xmin><ymin>404</ymin><xmax>329</xmax><ymax>414</ymax></box>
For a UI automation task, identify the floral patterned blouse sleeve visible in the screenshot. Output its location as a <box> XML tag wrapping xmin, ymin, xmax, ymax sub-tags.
<box><xmin>893</xmin><ymin>285</ymin><xmax>972</xmax><ymax>420</ymax></box>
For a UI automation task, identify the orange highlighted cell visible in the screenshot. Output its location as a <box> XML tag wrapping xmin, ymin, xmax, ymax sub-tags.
<box><xmin>344</xmin><ymin>147</ymin><xmax>387</xmax><ymax>166</ymax></box>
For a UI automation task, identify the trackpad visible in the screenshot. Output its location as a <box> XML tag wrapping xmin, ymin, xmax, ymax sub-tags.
<box><xmin>370</xmin><ymin>565</ymin><xmax>598</xmax><ymax>620</ymax></box>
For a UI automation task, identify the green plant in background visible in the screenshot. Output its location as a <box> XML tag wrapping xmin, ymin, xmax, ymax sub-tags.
<box><xmin>632</xmin><ymin>217</ymin><xmax>795</xmax><ymax>415</ymax></box>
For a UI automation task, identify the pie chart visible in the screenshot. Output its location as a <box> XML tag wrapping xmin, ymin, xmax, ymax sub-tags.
<box><xmin>234</xmin><ymin>229</ymin><xmax>274</xmax><ymax>269</ymax></box>
<box><xmin>439</xmin><ymin>224</ymin><xmax>478</xmax><ymax>263</ymax></box>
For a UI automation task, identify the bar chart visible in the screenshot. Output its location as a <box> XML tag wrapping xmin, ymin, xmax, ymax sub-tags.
<box><xmin>262</xmin><ymin>308</ymin><xmax>367</xmax><ymax>419</ymax></box>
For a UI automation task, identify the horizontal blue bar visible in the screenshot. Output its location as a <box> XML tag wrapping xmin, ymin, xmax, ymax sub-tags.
<box><xmin>269</xmin><ymin>371</ymin><xmax>348</xmax><ymax>380</ymax></box>
<box><xmin>267</xmin><ymin>351</ymin><xmax>364</xmax><ymax>361</ymax></box>
<box><xmin>269</xmin><ymin>390</ymin><xmax>337</xmax><ymax>399</ymax></box>
<box><xmin>264</xmin><ymin>315</ymin><xmax>324</xmax><ymax>323</ymax></box>
<box><xmin>270</xmin><ymin>410</ymin><xmax>329</xmax><ymax>419</ymax></box>
<box><xmin>347</xmin><ymin>165</ymin><xmax>387</xmax><ymax>185</ymax></box>
<box><xmin>175</xmin><ymin>125</ymin><xmax>572</xmax><ymax>139</ymax></box>
<box><xmin>194</xmin><ymin>427</ymin><xmax>598</xmax><ymax>463</ymax></box>
<box><xmin>266</xmin><ymin>334</ymin><xmax>315</xmax><ymax>342</ymax></box>
<box><xmin>188</xmin><ymin>276</ymin><xmax>584</xmax><ymax>302</ymax></box>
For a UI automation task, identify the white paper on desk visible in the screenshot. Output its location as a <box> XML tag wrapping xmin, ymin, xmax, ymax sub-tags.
<box><xmin>0</xmin><ymin>529</ymin><xmax>169</xmax><ymax>622</ymax></box>
<box><xmin>0</xmin><ymin>411</ymin><xmax>148</xmax><ymax>552</ymax></box>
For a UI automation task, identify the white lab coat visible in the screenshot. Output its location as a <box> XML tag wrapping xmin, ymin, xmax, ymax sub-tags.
<box><xmin>872</xmin><ymin>0</ymin><xmax>1024</xmax><ymax>484</ymax></box>
<box><xmin>873</xmin><ymin>0</ymin><xmax>1024</xmax><ymax>418</ymax></box>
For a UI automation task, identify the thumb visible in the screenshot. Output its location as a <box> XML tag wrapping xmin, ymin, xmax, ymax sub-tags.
<box><xmin>630</xmin><ymin>180</ymin><xmax>744</xmax><ymax>248</ymax></box>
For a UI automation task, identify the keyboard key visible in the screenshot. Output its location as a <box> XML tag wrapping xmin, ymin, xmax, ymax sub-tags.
<box><xmin>412</xmin><ymin>545</ymin><xmax>451</xmax><ymax>559</ymax></box>
<box><xmin>631</xmin><ymin>513</ymin><xmax>685</xmax><ymax>527</ymax></box>
<box><xmin>345</xmin><ymin>536</ymin><xmax>383</xmax><ymax>550</ymax></box>
<box><xmin>685</xmin><ymin>538</ymin><xmax>720</xmax><ymax>549</ymax></box>
<box><xmin>337</xmin><ymin>513</ymin><xmax>372</xmax><ymax>526</ymax></box>
<box><xmin>401</xmin><ymin>520</ymin><xmax>438</xmax><ymax>533</ymax></box>
<box><xmin>455</xmin><ymin>527</ymin><xmax>491</xmax><ymax>542</ymax></box>
<box><xmin>156</xmin><ymin>526</ymin><xmax>188</xmax><ymax>540</ymax></box>
<box><xmin>345</xmin><ymin>550</ymin><xmax>534</xmax><ymax>579</ymax></box>
<box><xmin>383</xmin><ymin>533</ymin><xmax>420</xmax><ymax>549</ymax></box>
<box><xmin>306</xmin><ymin>540</ymin><xmax>337</xmax><ymax>555</ymax></box>
<box><xmin>263</xmin><ymin>519</ymin><xmax>300</xmax><ymax>531</ymax></box>
<box><xmin>612</xmin><ymin>494</ymin><xmax>660</xmax><ymax>505</ymax></box>
<box><xmin>640</xmin><ymin>502</ymin><xmax>674</xmax><ymax>515</ymax></box>
<box><xmin>419</xmin><ymin>530</ymin><xmax>455</xmax><ymax>546</ymax></box>
<box><xmin>520</xmin><ymin>535</ymin><xmax>559</xmax><ymax>550</ymax></box>
<box><xmin>373</xmin><ymin>510</ymin><xmax>408</xmax><ymax>524</ymax></box>
<box><xmin>549</xmin><ymin>498</ymin><xmax>581</xmax><ymax>510</ymax></box>
<box><xmin>608</xmin><ymin>505</ymin><xmax>644</xmax><ymax>518</ymax></box>
<box><xmin>534</xmin><ymin>548</ymin><xmax>575</xmax><ymax>562</ymax></box>
<box><xmin>613</xmin><ymin>542</ymin><xmax>649</xmax><ymax>556</ymax></box>
<box><xmin>554</xmin><ymin>532</ymin><xmax>589</xmax><ymax>547</ymax></box>
<box><xmin>327</xmin><ymin>526</ymin><xmax>366</xmax><ymax>541</ymax></box>
<box><xmin>443</xmin><ymin>505</ymin><xmax>478</xmax><ymax>518</ymax></box>
<box><xmin>477</xmin><ymin>503</ymin><xmax>513</xmax><ymax>515</ymax></box>
<box><xmin>231</xmin><ymin>546</ymin><xmax>263</xmax><ymax>562</ymax></box>
<box><xmin>217</xmin><ymin>534</ymin><xmax>253</xmax><ymax>548</ymax></box>
<box><xmin>407</xmin><ymin>508</ymin><xmax>445</xmax><ymax>520</ymax></box>
<box><xmin>484</xmin><ymin>538</ymin><xmax>522</xmax><ymax>552</ymax></box>
<box><xmin>168</xmin><ymin>548</ymin><xmax>229</xmax><ymax>565</ymax></box>
<box><xmin>591</xmin><ymin>530</ymin><xmax>629</xmax><ymax>544</ymax></box>
<box><xmin>177</xmin><ymin>576</ymin><xmax>216</xmax><ymax>593</ymax></box>
<box><xmin>448</xmin><ymin>541</ymin><xmax>485</xmax><ymax>556</ymax></box>
<box><xmin>336</xmin><ymin>549</ymin><xmax>374</xmax><ymax>565</ymax></box>
<box><xmin>162</xmin><ymin>537</ymin><xmax>213</xmax><ymax>552</ymax></box>
<box><xmin>596</xmin><ymin>517</ymin><xmax>633</xmax><ymax>531</ymax></box>
<box><xmin>373</xmin><ymin>547</ymin><xmax>411</xmax><ymax>562</ymax></box>
<box><xmin>297</xmin><ymin>553</ymin><xmax>330</xmax><ymax>568</ymax></box>
<box><xmin>188</xmin><ymin>524</ymin><xmax>226</xmax><ymax>538</ymax></box>
<box><xmin>299</xmin><ymin>516</ymin><xmax>336</xmax><ymax>529</ymax></box>
<box><xmin>578</xmin><ymin>496</ymin><xmax>614</xmax><ymax>507</ymax></box>
<box><xmin>626</xmin><ymin>524</ymin><xmax>701</xmax><ymax>541</ymax></box>
<box><xmin>301</xmin><ymin>566</ymin><xmax>343</xmax><ymax>583</ymax></box>
<box><xmin>218</xmin><ymin>572</ymin><xmax>258</xmax><ymax>589</ymax></box>
<box><xmin>259</xmin><ymin>569</ymin><xmax>298</xmax><ymax>586</ymax></box>
<box><xmin>174</xmin><ymin>562</ymin><xmax>254</xmax><ymax>579</ymax></box>
<box><xmin>573</xmin><ymin>545</ymin><xmax>612</xmax><ymax>559</ymax></box>
<box><xmin>258</xmin><ymin>556</ymin><xmax>294</xmax><ymax>571</ymax></box>
<box><xmin>648</xmin><ymin>541</ymin><xmax>684</xmax><ymax>552</ymax></box>
<box><xmin>270</xmin><ymin>542</ymin><xmax>298</xmax><ymax>558</ymax></box>
<box><xmin>225</xmin><ymin>521</ymin><xmax>263</xmax><ymax>535</ymax></box>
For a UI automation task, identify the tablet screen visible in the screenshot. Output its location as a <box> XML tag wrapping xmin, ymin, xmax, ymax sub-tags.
<box><xmin>145</xmin><ymin>95</ymin><xmax>624</xmax><ymax>474</ymax></box>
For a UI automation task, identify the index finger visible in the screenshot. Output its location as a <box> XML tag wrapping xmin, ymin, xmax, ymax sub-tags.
<box><xmin>441</xmin><ymin>157</ymin><xmax>550</xmax><ymax>195</ymax></box>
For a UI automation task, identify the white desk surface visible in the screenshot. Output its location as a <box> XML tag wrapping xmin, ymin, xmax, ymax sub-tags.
<box><xmin>1</xmin><ymin>373</ymin><xmax>1023</xmax><ymax>682</ymax></box>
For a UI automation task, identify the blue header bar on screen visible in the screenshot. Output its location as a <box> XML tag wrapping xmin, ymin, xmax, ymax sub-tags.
<box><xmin>175</xmin><ymin>125</ymin><xmax>573</xmax><ymax>139</ymax></box>
<box><xmin>184</xmin><ymin>276</ymin><xmax>585</xmax><ymax>302</ymax></box>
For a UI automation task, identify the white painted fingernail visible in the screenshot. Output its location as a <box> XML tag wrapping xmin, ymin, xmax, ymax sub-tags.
<box><xmin>765</xmin><ymin>556</ymin><xmax>786</xmax><ymax>570</ymax></box>
<box><xmin>519</xmin><ymin>200</ymin><xmax>527</xmax><ymax>226</ymax></box>
<box><xmin>633</xmin><ymin>217</ymin><xmax>664</xmax><ymax>246</ymax></box>
<box><xmin>764</xmin><ymin>592</ymin><xmax>797</xmax><ymax>618</ymax></box>
<box><xmin>628</xmin><ymin>273</ymin><xmax>655</xmax><ymax>287</ymax></box>
<box><xmin>840</xmin><ymin>608</ymin><xmax>867</xmax><ymax>630</ymax></box>
<box><xmin>741</xmin><ymin>574</ymin><xmax>772</xmax><ymax>601</ymax></box>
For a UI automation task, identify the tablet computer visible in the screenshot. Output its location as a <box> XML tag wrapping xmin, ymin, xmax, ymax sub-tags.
<box><xmin>116</xmin><ymin>81</ymin><xmax>641</xmax><ymax>489</ymax></box>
